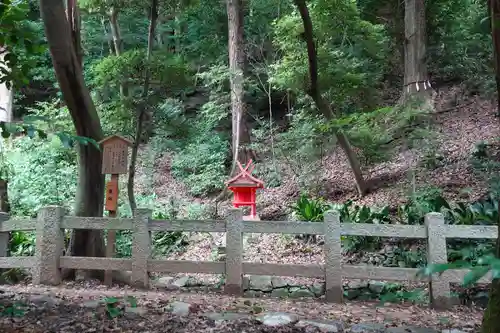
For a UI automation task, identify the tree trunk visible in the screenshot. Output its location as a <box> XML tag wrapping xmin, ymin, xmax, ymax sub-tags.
<box><xmin>109</xmin><ymin>7</ymin><xmax>122</xmax><ymax>56</ymax></box>
<box><xmin>156</xmin><ymin>15</ymin><xmax>163</xmax><ymax>47</ymax></box>
<box><xmin>0</xmin><ymin>179</ymin><xmax>10</xmax><ymax>213</ymax></box>
<box><xmin>490</xmin><ymin>0</ymin><xmax>500</xmax><ymax>118</ymax></box>
<box><xmin>226</xmin><ymin>0</ymin><xmax>254</xmax><ymax>171</ymax></box>
<box><xmin>403</xmin><ymin>0</ymin><xmax>432</xmax><ymax>101</ymax></box>
<box><xmin>293</xmin><ymin>0</ymin><xmax>369</xmax><ymax>196</ymax></box>
<box><xmin>481</xmin><ymin>202</ymin><xmax>500</xmax><ymax>332</ymax></box>
<box><xmin>102</xmin><ymin>17</ymin><xmax>115</xmax><ymax>55</ymax></box>
<box><xmin>109</xmin><ymin>6</ymin><xmax>128</xmax><ymax>97</ymax></box>
<box><xmin>481</xmin><ymin>5</ymin><xmax>500</xmax><ymax>331</ymax></box>
<box><xmin>127</xmin><ymin>0</ymin><xmax>159</xmax><ymax>213</ymax></box>
<box><xmin>40</xmin><ymin>0</ymin><xmax>105</xmax><ymax>279</ymax></box>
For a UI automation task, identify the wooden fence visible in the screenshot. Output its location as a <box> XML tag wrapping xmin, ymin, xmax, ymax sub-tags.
<box><xmin>0</xmin><ymin>206</ymin><xmax>497</xmax><ymax>309</ymax></box>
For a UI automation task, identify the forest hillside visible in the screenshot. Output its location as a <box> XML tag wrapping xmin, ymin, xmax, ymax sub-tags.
<box><xmin>133</xmin><ymin>84</ymin><xmax>499</xmax><ymax>220</ymax></box>
<box><xmin>3</xmin><ymin>0</ymin><xmax>500</xmax><ymax>311</ymax></box>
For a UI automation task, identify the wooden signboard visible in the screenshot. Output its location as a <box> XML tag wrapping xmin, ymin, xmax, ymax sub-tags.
<box><xmin>99</xmin><ymin>135</ymin><xmax>132</xmax><ymax>175</ymax></box>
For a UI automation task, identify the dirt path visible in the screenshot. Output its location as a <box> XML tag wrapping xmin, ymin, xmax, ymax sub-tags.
<box><xmin>0</xmin><ymin>283</ymin><xmax>483</xmax><ymax>332</ymax></box>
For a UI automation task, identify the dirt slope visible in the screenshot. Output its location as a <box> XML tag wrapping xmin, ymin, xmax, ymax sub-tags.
<box><xmin>134</xmin><ymin>85</ymin><xmax>499</xmax><ymax>218</ymax></box>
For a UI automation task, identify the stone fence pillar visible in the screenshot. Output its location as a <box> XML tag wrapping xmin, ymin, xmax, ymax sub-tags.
<box><xmin>131</xmin><ymin>208</ymin><xmax>152</xmax><ymax>288</ymax></box>
<box><xmin>425</xmin><ymin>212</ymin><xmax>450</xmax><ymax>309</ymax></box>
<box><xmin>33</xmin><ymin>206</ymin><xmax>64</xmax><ymax>285</ymax></box>
<box><xmin>225</xmin><ymin>208</ymin><xmax>244</xmax><ymax>295</ymax></box>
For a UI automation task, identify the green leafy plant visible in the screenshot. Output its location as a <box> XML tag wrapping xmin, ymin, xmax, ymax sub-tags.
<box><xmin>397</xmin><ymin>187</ymin><xmax>450</xmax><ymax>225</ymax></box>
<box><xmin>290</xmin><ymin>193</ymin><xmax>328</xmax><ymax>222</ymax></box>
<box><xmin>0</xmin><ymin>301</ymin><xmax>26</xmax><ymax>317</ymax></box>
<box><xmin>9</xmin><ymin>231</ymin><xmax>35</xmax><ymax>256</ymax></box>
<box><xmin>330</xmin><ymin>200</ymin><xmax>390</xmax><ymax>253</ymax></box>
<box><xmin>104</xmin><ymin>296</ymin><xmax>138</xmax><ymax>319</ymax></box>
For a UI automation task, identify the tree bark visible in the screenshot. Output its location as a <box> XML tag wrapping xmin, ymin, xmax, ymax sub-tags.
<box><xmin>127</xmin><ymin>0</ymin><xmax>159</xmax><ymax>213</ymax></box>
<box><xmin>226</xmin><ymin>0</ymin><xmax>254</xmax><ymax>171</ymax></box>
<box><xmin>109</xmin><ymin>7</ymin><xmax>122</xmax><ymax>56</ymax></box>
<box><xmin>403</xmin><ymin>0</ymin><xmax>432</xmax><ymax>101</ymax></box>
<box><xmin>293</xmin><ymin>0</ymin><xmax>368</xmax><ymax>196</ymax></box>
<box><xmin>481</xmin><ymin>203</ymin><xmax>500</xmax><ymax>333</ymax></box>
<box><xmin>40</xmin><ymin>0</ymin><xmax>105</xmax><ymax>279</ymax></box>
<box><xmin>490</xmin><ymin>0</ymin><xmax>500</xmax><ymax>118</ymax></box>
<box><xmin>102</xmin><ymin>17</ymin><xmax>115</xmax><ymax>55</ymax></box>
<box><xmin>109</xmin><ymin>6</ymin><xmax>128</xmax><ymax>97</ymax></box>
<box><xmin>481</xmin><ymin>4</ymin><xmax>500</xmax><ymax>331</ymax></box>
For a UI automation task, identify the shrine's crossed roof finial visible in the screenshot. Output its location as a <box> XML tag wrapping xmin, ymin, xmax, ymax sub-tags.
<box><xmin>225</xmin><ymin>159</ymin><xmax>264</xmax><ymax>187</ymax></box>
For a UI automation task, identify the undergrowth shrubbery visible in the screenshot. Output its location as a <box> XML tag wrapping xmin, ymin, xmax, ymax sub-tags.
<box><xmin>6</xmin><ymin>135</ymin><xmax>77</xmax><ymax>217</ymax></box>
<box><xmin>171</xmin><ymin>134</ymin><xmax>228</xmax><ymax>196</ymax></box>
<box><xmin>291</xmin><ymin>191</ymin><xmax>498</xmax><ymax>266</ymax></box>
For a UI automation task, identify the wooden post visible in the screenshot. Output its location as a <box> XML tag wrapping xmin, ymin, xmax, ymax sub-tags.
<box><xmin>131</xmin><ymin>208</ymin><xmax>152</xmax><ymax>288</ymax></box>
<box><xmin>33</xmin><ymin>206</ymin><xmax>64</xmax><ymax>285</ymax></box>
<box><xmin>425</xmin><ymin>212</ymin><xmax>450</xmax><ymax>309</ymax></box>
<box><xmin>104</xmin><ymin>174</ymin><xmax>119</xmax><ymax>286</ymax></box>
<box><xmin>225</xmin><ymin>208</ymin><xmax>244</xmax><ymax>295</ymax></box>
<box><xmin>99</xmin><ymin>135</ymin><xmax>132</xmax><ymax>286</ymax></box>
<box><xmin>324</xmin><ymin>210</ymin><xmax>343</xmax><ymax>303</ymax></box>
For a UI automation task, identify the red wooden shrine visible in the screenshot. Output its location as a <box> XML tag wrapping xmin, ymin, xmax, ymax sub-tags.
<box><xmin>226</xmin><ymin>159</ymin><xmax>264</xmax><ymax>218</ymax></box>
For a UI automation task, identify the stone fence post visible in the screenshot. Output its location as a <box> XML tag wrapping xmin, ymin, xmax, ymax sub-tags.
<box><xmin>425</xmin><ymin>212</ymin><xmax>450</xmax><ymax>309</ymax></box>
<box><xmin>225</xmin><ymin>208</ymin><xmax>244</xmax><ymax>295</ymax></box>
<box><xmin>33</xmin><ymin>206</ymin><xmax>65</xmax><ymax>285</ymax></box>
<box><xmin>324</xmin><ymin>210</ymin><xmax>343</xmax><ymax>303</ymax></box>
<box><xmin>131</xmin><ymin>208</ymin><xmax>152</xmax><ymax>288</ymax></box>
<box><xmin>0</xmin><ymin>212</ymin><xmax>9</xmax><ymax>259</ymax></box>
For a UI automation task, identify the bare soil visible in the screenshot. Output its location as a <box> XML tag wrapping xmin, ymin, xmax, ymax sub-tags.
<box><xmin>0</xmin><ymin>284</ymin><xmax>484</xmax><ymax>332</ymax></box>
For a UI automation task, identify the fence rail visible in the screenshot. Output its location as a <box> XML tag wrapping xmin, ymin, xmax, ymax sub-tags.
<box><xmin>0</xmin><ymin>206</ymin><xmax>497</xmax><ymax>309</ymax></box>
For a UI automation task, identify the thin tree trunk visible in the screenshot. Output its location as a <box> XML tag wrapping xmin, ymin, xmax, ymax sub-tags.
<box><xmin>127</xmin><ymin>0</ymin><xmax>159</xmax><ymax>213</ymax></box>
<box><xmin>109</xmin><ymin>7</ymin><xmax>122</xmax><ymax>56</ymax></box>
<box><xmin>157</xmin><ymin>15</ymin><xmax>163</xmax><ymax>47</ymax></box>
<box><xmin>40</xmin><ymin>0</ymin><xmax>106</xmax><ymax>279</ymax></box>
<box><xmin>109</xmin><ymin>6</ymin><xmax>128</xmax><ymax>97</ymax></box>
<box><xmin>490</xmin><ymin>0</ymin><xmax>500</xmax><ymax>117</ymax></box>
<box><xmin>403</xmin><ymin>0</ymin><xmax>432</xmax><ymax>101</ymax></box>
<box><xmin>102</xmin><ymin>17</ymin><xmax>115</xmax><ymax>55</ymax></box>
<box><xmin>293</xmin><ymin>0</ymin><xmax>368</xmax><ymax>196</ymax></box>
<box><xmin>226</xmin><ymin>0</ymin><xmax>254</xmax><ymax>171</ymax></box>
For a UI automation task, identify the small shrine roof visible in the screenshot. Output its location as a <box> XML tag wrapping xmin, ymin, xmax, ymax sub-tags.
<box><xmin>226</xmin><ymin>160</ymin><xmax>264</xmax><ymax>187</ymax></box>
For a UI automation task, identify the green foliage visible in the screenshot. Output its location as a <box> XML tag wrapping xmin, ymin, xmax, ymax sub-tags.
<box><xmin>396</xmin><ymin>186</ymin><xmax>449</xmax><ymax>225</ymax></box>
<box><xmin>149</xmin><ymin>98</ymin><xmax>191</xmax><ymax>153</ymax></box>
<box><xmin>6</xmin><ymin>136</ymin><xmax>77</xmax><ymax>217</ymax></box>
<box><xmin>103</xmin><ymin>296</ymin><xmax>138</xmax><ymax>319</ymax></box>
<box><xmin>419</xmin><ymin>254</ymin><xmax>500</xmax><ymax>289</ymax></box>
<box><xmin>291</xmin><ymin>191</ymin><xmax>499</xmax><ymax>265</ymax></box>
<box><xmin>0</xmin><ymin>0</ymin><xmax>46</xmax><ymax>88</ymax></box>
<box><xmin>270</xmin><ymin>0</ymin><xmax>389</xmax><ymax>112</ymax></box>
<box><xmin>171</xmin><ymin>134</ymin><xmax>229</xmax><ymax>196</ymax></box>
<box><xmin>91</xmin><ymin>50</ymin><xmax>190</xmax><ymax>93</ymax></box>
<box><xmin>325</xmin><ymin>100</ymin><xmax>432</xmax><ymax>165</ymax></box>
<box><xmin>291</xmin><ymin>194</ymin><xmax>390</xmax><ymax>251</ymax></box>
<box><xmin>331</xmin><ymin>200</ymin><xmax>390</xmax><ymax>253</ymax></box>
<box><xmin>427</xmin><ymin>0</ymin><xmax>493</xmax><ymax>91</ymax></box>
<box><xmin>9</xmin><ymin>231</ymin><xmax>35</xmax><ymax>256</ymax></box>
<box><xmin>25</xmin><ymin>100</ymin><xmax>74</xmax><ymax>133</ymax></box>
<box><xmin>290</xmin><ymin>193</ymin><xmax>328</xmax><ymax>222</ymax></box>
<box><xmin>114</xmin><ymin>194</ymin><xmax>207</xmax><ymax>258</ymax></box>
<box><xmin>270</xmin><ymin>101</ymin><xmax>333</xmax><ymax>191</ymax></box>
<box><xmin>0</xmin><ymin>301</ymin><xmax>26</xmax><ymax>317</ymax></box>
